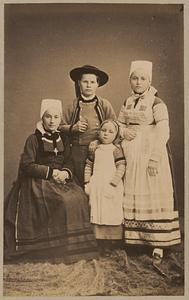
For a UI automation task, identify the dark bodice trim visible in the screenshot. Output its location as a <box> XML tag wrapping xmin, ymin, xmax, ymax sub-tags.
<box><xmin>70</xmin><ymin>96</ymin><xmax>104</xmax><ymax>125</ymax></box>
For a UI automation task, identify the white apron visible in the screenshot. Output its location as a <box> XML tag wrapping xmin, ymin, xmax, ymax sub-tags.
<box><xmin>88</xmin><ymin>144</ymin><xmax>124</xmax><ymax>225</ymax></box>
<box><xmin>120</xmin><ymin>90</ymin><xmax>174</xmax><ymax>220</ymax></box>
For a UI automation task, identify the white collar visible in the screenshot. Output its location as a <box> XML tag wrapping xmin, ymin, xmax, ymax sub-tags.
<box><xmin>81</xmin><ymin>93</ymin><xmax>96</xmax><ymax>101</ymax></box>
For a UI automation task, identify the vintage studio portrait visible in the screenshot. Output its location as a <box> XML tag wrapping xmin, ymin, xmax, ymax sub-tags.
<box><xmin>3</xmin><ymin>2</ymin><xmax>185</xmax><ymax>297</ymax></box>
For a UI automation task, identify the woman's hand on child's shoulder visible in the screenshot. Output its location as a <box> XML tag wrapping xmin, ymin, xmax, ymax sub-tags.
<box><xmin>123</xmin><ymin>127</ymin><xmax>137</xmax><ymax>141</ymax></box>
<box><xmin>89</xmin><ymin>140</ymin><xmax>100</xmax><ymax>153</ymax></box>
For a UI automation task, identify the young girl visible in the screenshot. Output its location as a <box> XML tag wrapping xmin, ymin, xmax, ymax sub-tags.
<box><xmin>84</xmin><ymin>120</ymin><xmax>126</xmax><ymax>252</ymax></box>
<box><xmin>4</xmin><ymin>99</ymin><xmax>98</xmax><ymax>264</ymax></box>
<box><xmin>118</xmin><ymin>60</ymin><xmax>181</xmax><ymax>264</ymax></box>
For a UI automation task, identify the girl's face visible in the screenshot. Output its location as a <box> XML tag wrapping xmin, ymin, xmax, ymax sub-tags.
<box><xmin>79</xmin><ymin>74</ymin><xmax>99</xmax><ymax>98</ymax></box>
<box><xmin>130</xmin><ymin>68</ymin><xmax>151</xmax><ymax>94</ymax></box>
<box><xmin>99</xmin><ymin>122</ymin><xmax>117</xmax><ymax>144</ymax></box>
<box><xmin>42</xmin><ymin>107</ymin><xmax>61</xmax><ymax>132</ymax></box>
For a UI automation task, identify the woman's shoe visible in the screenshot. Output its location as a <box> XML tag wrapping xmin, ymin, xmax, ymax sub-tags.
<box><xmin>152</xmin><ymin>248</ymin><xmax>163</xmax><ymax>266</ymax></box>
<box><xmin>152</xmin><ymin>249</ymin><xmax>169</xmax><ymax>278</ymax></box>
<box><xmin>152</xmin><ymin>252</ymin><xmax>162</xmax><ymax>266</ymax></box>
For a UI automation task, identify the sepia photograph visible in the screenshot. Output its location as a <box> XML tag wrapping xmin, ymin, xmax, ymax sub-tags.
<box><xmin>1</xmin><ymin>0</ymin><xmax>187</xmax><ymax>297</ymax></box>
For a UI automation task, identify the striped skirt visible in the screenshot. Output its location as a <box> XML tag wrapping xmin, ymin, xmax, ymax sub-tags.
<box><xmin>124</xmin><ymin>211</ymin><xmax>181</xmax><ymax>247</ymax></box>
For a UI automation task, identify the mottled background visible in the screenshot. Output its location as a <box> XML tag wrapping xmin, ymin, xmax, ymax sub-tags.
<box><xmin>4</xmin><ymin>3</ymin><xmax>184</xmax><ymax>212</ymax></box>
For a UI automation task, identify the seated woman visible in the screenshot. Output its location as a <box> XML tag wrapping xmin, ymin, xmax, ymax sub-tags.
<box><xmin>4</xmin><ymin>99</ymin><xmax>98</xmax><ymax>264</ymax></box>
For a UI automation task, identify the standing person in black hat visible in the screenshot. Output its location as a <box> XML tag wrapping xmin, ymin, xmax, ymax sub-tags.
<box><xmin>61</xmin><ymin>65</ymin><xmax>116</xmax><ymax>187</ymax></box>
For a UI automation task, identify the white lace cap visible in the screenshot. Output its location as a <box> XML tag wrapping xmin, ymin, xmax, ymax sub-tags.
<box><xmin>129</xmin><ymin>60</ymin><xmax>152</xmax><ymax>82</ymax></box>
<box><xmin>40</xmin><ymin>99</ymin><xmax>62</xmax><ymax>118</ymax></box>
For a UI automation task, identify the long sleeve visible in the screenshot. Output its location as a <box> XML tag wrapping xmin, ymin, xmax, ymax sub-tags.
<box><xmin>59</xmin><ymin>101</ymin><xmax>77</xmax><ymax>133</ymax></box>
<box><xmin>150</xmin><ymin>102</ymin><xmax>170</xmax><ymax>162</ymax></box>
<box><xmin>84</xmin><ymin>145</ymin><xmax>95</xmax><ymax>184</ymax></box>
<box><xmin>60</xmin><ymin>133</ymin><xmax>74</xmax><ymax>178</ymax></box>
<box><xmin>117</xmin><ymin>104</ymin><xmax>128</xmax><ymax>138</ymax></box>
<box><xmin>101</xmin><ymin>98</ymin><xmax>117</xmax><ymax>120</ymax></box>
<box><xmin>110</xmin><ymin>145</ymin><xmax>126</xmax><ymax>187</ymax></box>
<box><xmin>118</xmin><ymin>104</ymin><xmax>127</xmax><ymax>126</ymax></box>
<box><xmin>20</xmin><ymin>135</ymin><xmax>51</xmax><ymax>179</ymax></box>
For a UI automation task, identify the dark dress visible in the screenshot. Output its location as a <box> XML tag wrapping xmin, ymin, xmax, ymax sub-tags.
<box><xmin>4</xmin><ymin>128</ymin><xmax>98</xmax><ymax>264</ymax></box>
<box><xmin>61</xmin><ymin>96</ymin><xmax>116</xmax><ymax>187</ymax></box>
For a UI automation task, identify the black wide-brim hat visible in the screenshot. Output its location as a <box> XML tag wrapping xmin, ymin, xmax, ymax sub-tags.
<box><xmin>70</xmin><ymin>65</ymin><xmax>109</xmax><ymax>86</ymax></box>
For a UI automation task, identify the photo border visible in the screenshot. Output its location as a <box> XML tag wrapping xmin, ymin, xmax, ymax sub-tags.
<box><xmin>0</xmin><ymin>0</ymin><xmax>188</xmax><ymax>299</ymax></box>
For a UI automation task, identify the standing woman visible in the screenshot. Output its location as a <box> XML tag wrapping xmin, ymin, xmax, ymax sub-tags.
<box><xmin>4</xmin><ymin>99</ymin><xmax>98</xmax><ymax>264</ymax></box>
<box><xmin>118</xmin><ymin>61</ymin><xmax>181</xmax><ymax>263</ymax></box>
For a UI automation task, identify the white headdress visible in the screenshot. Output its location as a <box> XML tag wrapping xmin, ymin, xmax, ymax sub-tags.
<box><xmin>129</xmin><ymin>60</ymin><xmax>153</xmax><ymax>82</ymax></box>
<box><xmin>40</xmin><ymin>99</ymin><xmax>62</xmax><ymax>118</ymax></box>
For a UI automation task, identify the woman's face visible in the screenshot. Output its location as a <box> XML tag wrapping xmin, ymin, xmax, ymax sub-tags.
<box><xmin>99</xmin><ymin>122</ymin><xmax>117</xmax><ymax>144</ymax></box>
<box><xmin>79</xmin><ymin>73</ymin><xmax>99</xmax><ymax>98</ymax></box>
<box><xmin>130</xmin><ymin>68</ymin><xmax>151</xmax><ymax>94</ymax></box>
<box><xmin>42</xmin><ymin>107</ymin><xmax>61</xmax><ymax>132</ymax></box>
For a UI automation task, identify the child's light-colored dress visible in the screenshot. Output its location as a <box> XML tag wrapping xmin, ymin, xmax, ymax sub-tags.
<box><xmin>85</xmin><ymin>143</ymin><xmax>126</xmax><ymax>239</ymax></box>
<box><xmin>118</xmin><ymin>86</ymin><xmax>181</xmax><ymax>247</ymax></box>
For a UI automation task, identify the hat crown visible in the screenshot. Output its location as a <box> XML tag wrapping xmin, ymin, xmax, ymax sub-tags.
<box><xmin>80</xmin><ymin>65</ymin><xmax>99</xmax><ymax>71</ymax></box>
<box><xmin>70</xmin><ymin>65</ymin><xmax>109</xmax><ymax>86</ymax></box>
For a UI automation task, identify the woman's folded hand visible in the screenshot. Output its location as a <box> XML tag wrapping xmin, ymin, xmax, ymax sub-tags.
<box><xmin>52</xmin><ymin>169</ymin><xmax>69</xmax><ymax>183</ymax></box>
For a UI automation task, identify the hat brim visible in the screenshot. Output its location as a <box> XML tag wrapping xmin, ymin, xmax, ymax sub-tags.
<box><xmin>70</xmin><ymin>66</ymin><xmax>109</xmax><ymax>86</ymax></box>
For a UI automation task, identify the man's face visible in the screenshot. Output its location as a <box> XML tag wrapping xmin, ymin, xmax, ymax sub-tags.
<box><xmin>79</xmin><ymin>73</ymin><xmax>99</xmax><ymax>98</ymax></box>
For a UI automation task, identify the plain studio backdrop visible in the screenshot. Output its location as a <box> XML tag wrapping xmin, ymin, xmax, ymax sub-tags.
<box><xmin>4</xmin><ymin>3</ymin><xmax>184</xmax><ymax>213</ymax></box>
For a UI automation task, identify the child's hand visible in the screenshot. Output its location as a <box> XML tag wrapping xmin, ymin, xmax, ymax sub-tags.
<box><xmin>84</xmin><ymin>183</ymin><xmax>90</xmax><ymax>195</ymax></box>
<box><xmin>147</xmin><ymin>159</ymin><xmax>158</xmax><ymax>176</ymax></box>
<box><xmin>104</xmin><ymin>184</ymin><xmax>115</xmax><ymax>198</ymax></box>
<box><xmin>123</xmin><ymin>128</ymin><xmax>137</xmax><ymax>141</ymax></box>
